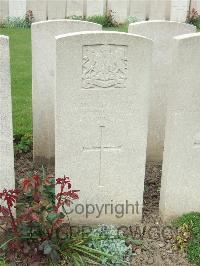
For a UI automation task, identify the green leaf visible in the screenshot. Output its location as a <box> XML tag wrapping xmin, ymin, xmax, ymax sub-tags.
<box><xmin>43</xmin><ymin>243</ymin><xmax>52</xmax><ymax>255</ymax></box>
<box><xmin>47</xmin><ymin>213</ymin><xmax>59</xmax><ymax>222</ymax></box>
<box><xmin>0</xmin><ymin>238</ymin><xmax>16</xmax><ymax>250</ymax></box>
<box><xmin>59</xmin><ymin>212</ymin><xmax>65</xmax><ymax>219</ymax></box>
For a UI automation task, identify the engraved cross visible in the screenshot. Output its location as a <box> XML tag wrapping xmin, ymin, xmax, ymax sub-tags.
<box><xmin>83</xmin><ymin>126</ymin><xmax>122</xmax><ymax>187</ymax></box>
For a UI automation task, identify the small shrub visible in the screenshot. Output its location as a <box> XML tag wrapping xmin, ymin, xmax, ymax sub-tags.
<box><xmin>0</xmin><ymin>174</ymin><xmax>80</xmax><ymax>264</ymax></box>
<box><xmin>85</xmin><ymin>10</ymin><xmax>118</xmax><ymax>27</ymax></box>
<box><xmin>87</xmin><ymin>225</ymin><xmax>133</xmax><ymax>265</ymax></box>
<box><xmin>14</xmin><ymin>133</ymin><xmax>32</xmax><ymax>156</ymax></box>
<box><xmin>0</xmin><ymin>10</ymin><xmax>34</xmax><ymax>28</ymax></box>
<box><xmin>67</xmin><ymin>15</ymin><xmax>84</xmax><ymax>21</ymax></box>
<box><xmin>25</xmin><ymin>10</ymin><xmax>34</xmax><ymax>27</ymax></box>
<box><xmin>187</xmin><ymin>8</ymin><xmax>200</xmax><ymax>29</ymax></box>
<box><xmin>0</xmin><ymin>173</ymin><xmax>133</xmax><ymax>265</ymax></box>
<box><xmin>86</xmin><ymin>15</ymin><xmax>111</xmax><ymax>27</ymax></box>
<box><xmin>175</xmin><ymin>223</ymin><xmax>191</xmax><ymax>252</ymax></box>
<box><xmin>128</xmin><ymin>16</ymin><xmax>139</xmax><ymax>24</ymax></box>
<box><xmin>87</xmin><ymin>11</ymin><xmax>118</xmax><ymax>27</ymax></box>
<box><xmin>0</xmin><ymin>258</ymin><xmax>7</xmax><ymax>266</ymax></box>
<box><xmin>173</xmin><ymin>212</ymin><xmax>200</xmax><ymax>266</ymax></box>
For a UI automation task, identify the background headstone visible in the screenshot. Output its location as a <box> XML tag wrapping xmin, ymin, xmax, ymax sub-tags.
<box><xmin>149</xmin><ymin>0</ymin><xmax>167</xmax><ymax>19</ymax></box>
<box><xmin>9</xmin><ymin>0</ymin><xmax>26</xmax><ymax>18</ymax></box>
<box><xmin>66</xmin><ymin>0</ymin><xmax>84</xmax><ymax>17</ymax></box>
<box><xmin>191</xmin><ymin>0</ymin><xmax>200</xmax><ymax>14</ymax></box>
<box><xmin>0</xmin><ymin>0</ymin><xmax>9</xmax><ymax>22</ymax></box>
<box><xmin>0</xmin><ymin>35</ymin><xmax>15</xmax><ymax>191</ymax></box>
<box><xmin>32</xmin><ymin>20</ymin><xmax>102</xmax><ymax>165</ymax></box>
<box><xmin>55</xmin><ymin>32</ymin><xmax>152</xmax><ymax>224</ymax></box>
<box><xmin>160</xmin><ymin>33</ymin><xmax>200</xmax><ymax>220</ymax></box>
<box><xmin>47</xmin><ymin>0</ymin><xmax>66</xmax><ymax>20</ymax></box>
<box><xmin>170</xmin><ymin>0</ymin><xmax>190</xmax><ymax>22</ymax></box>
<box><xmin>0</xmin><ymin>0</ymin><xmax>192</xmax><ymax>23</ymax></box>
<box><xmin>129</xmin><ymin>21</ymin><xmax>196</xmax><ymax>162</ymax></box>
<box><xmin>107</xmin><ymin>0</ymin><xmax>128</xmax><ymax>23</ymax></box>
<box><xmin>86</xmin><ymin>0</ymin><xmax>105</xmax><ymax>17</ymax></box>
<box><xmin>129</xmin><ymin>0</ymin><xmax>147</xmax><ymax>20</ymax></box>
<box><xmin>27</xmin><ymin>0</ymin><xmax>47</xmax><ymax>21</ymax></box>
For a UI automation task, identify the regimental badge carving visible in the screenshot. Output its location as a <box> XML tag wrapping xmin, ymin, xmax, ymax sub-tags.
<box><xmin>82</xmin><ymin>44</ymin><xmax>128</xmax><ymax>89</ymax></box>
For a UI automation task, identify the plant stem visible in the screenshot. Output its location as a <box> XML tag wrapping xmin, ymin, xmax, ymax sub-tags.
<box><xmin>7</xmin><ymin>204</ymin><xmax>17</xmax><ymax>235</ymax></box>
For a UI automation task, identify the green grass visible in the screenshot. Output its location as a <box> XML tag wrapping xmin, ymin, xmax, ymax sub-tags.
<box><xmin>0</xmin><ymin>28</ymin><xmax>32</xmax><ymax>137</ymax></box>
<box><xmin>173</xmin><ymin>212</ymin><xmax>200</xmax><ymax>266</ymax></box>
<box><xmin>104</xmin><ymin>24</ymin><xmax>128</xmax><ymax>32</ymax></box>
<box><xmin>0</xmin><ymin>26</ymin><xmax>127</xmax><ymax>137</ymax></box>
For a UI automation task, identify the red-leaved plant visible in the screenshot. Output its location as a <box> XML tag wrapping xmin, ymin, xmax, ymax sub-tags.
<box><xmin>0</xmin><ymin>174</ymin><xmax>125</xmax><ymax>265</ymax></box>
<box><xmin>0</xmin><ymin>174</ymin><xmax>80</xmax><ymax>264</ymax></box>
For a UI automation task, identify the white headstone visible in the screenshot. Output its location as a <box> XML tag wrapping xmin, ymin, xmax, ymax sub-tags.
<box><xmin>193</xmin><ymin>0</ymin><xmax>200</xmax><ymax>13</ymax></box>
<box><xmin>55</xmin><ymin>32</ymin><xmax>152</xmax><ymax>224</ymax></box>
<box><xmin>66</xmin><ymin>0</ymin><xmax>84</xmax><ymax>17</ymax></box>
<box><xmin>47</xmin><ymin>0</ymin><xmax>66</xmax><ymax>20</ymax></box>
<box><xmin>86</xmin><ymin>0</ymin><xmax>104</xmax><ymax>17</ymax></box>
<box><xmin>32</xmin><ymin>20</ymin><xmax>102</xmax><ymax>165</ymax></box>
<box><xmin>27</xmin><ymin>0</ymin><xmax>47</xmax><ymax>22</ymax></box>
<box><xmin>0</xmin><ymin>36</ymin><xmax>14</xmax><ymax>191</ymax></box>
<box><xmin>129</xmin><ymin>21</ymin><xmax>196</xmax><ymax>162</ymax></box>
<box><xmin>170</xmin><ymin>0</ymin><xmax>189</xmax><ymax>22</ymax></box>
<box><xmin>107</xmin><ymin>0</ymin><xmax>128</xmax><ymax>23</ymax></box>
<box><xmin>9</xmin><ymin>0</ymin><xmax>26</xmax><ymax>18</ymax></box>
<box><xmin>129</xmin><ymin>0</ymin><xmax>147</xmax><ymax>20</ymax></box>
<box><xmin>190</xmin><ymin>0</ymin><xmax>197</xmax><ymax>11</ymax></box>
<box><xmin>0</xmin><ymin>0</ymin><xmax>9</xmax><ymax>21</ymax></box>
<box><xmin>160</xmin><ymin>33</ymin><xmax>200</xmax><ymax>221</ymax></box>
<box><xmin>149</xmin><ymin>0</ymin><xmax>168</xmax><ymax>20</ymax></box>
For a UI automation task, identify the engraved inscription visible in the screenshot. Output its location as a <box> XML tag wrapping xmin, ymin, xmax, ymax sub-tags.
<box><xmin>83</xmin><ymin>126</ymin><xmax>122</xmax><ymax>187</ymax></box>
<box><xmin>82</xmin><ymin>45</ymin><xmax>128</xmax><ymax>89</ymax></box>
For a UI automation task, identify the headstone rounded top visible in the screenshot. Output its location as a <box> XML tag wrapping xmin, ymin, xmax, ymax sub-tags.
<box><xmin>129</xmin><ymin>20</ymin><xmax>196</xmax><ymax>33</ymax></box>
<box><xmin>55</xmin><ymin>30</ymin><xmax>153</xmax><ymax>224</ymax></box>
<box><xmin>0</xmin><ymin>35</ymin><xmax>9</xmax><ymax>43</ymax></box>
<box><xmin>32</xmin><ymin>17</ymin><xmax>103</xmax><ymax>164</ymax></box>
<box><xmin>128</xmin><ymin>19</ymin><xmax>196</xmax><ymax>162</ymax></box>
<box><xmin>174</xmin><ymin>32</ymin><xmax>200</xmax><ymax>41</ymax></box>
<box><xmin>55</xmin><ymin>31</ymin><xmax>153</xmax><ymax>44</ymax></box>
<box><xmin>0</xmin><ymin>35</ymin><xmax>9</xmax><ymax>39</ymax></box>
<box><xmin>32</xmin><ymin>19</ymin><xmax>102</xmax><ymax>30</ymax></box>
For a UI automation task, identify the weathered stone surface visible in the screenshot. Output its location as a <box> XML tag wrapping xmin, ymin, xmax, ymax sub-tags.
<box><xmin>32</xmin><ymin>20</ymin><xmax>102</xmax><ymax>165</ymax></box>
<box><xmin>47</xmin><ymin>0</ymin><xmax>66</xmax><ymax>20</ymax></box>
<box><xmin>86</xmin><ymin>0</ymin><xmax>105</xmax><ymax>17</ymax></box>
<box><xmin>191</xmin><ymin>0</ymin><xmax>200</xmax><ymax>14</ymax></box>
<box><xmin>0</xmin><ymin>0</ymin><xmax>191</xmax><ymax>23</ymax></box>
<box><xmin>0</xmin><ymin>0</ymin><xmax>9</xmax><ymax>22</ymax></box>
<box><xmin>170</xmin><ymin>0</ymin><xmax>190</xmax><ymax>22</ymax></box>
<box><xmin>0</xmin><ymin>36</ymin><xmax>14</xmax><ymax>191</ymax></box>
<box><xmin>107</xmin><ymin>0</ymin><xmax>128</xmax><ymax>23</ymax></box>
<box><xmin>66</xmin><ymin>0</ymin><xmax>84</xmax><ymax>17</ymax></box>
<box><xmin>9</xmin><ymin>0</ymin><xmax>26</xmax><ymax>18</ymax></box>
<box><xmin>55</xmin><ymin>32</ymin><xmax>152</xmax><ymax>224</ymax></box>
<box><xmin>27</xmin><ymin>0</ymin><xmax>47</xmax><ymax>21</ymax></box>
<box><xmin>160</xmin><ymin>33</ymin><xmax>200</xmax><ymax>221</ymax></box>
<box><xmin>129</xmin><ymin>21</ymin><xmax>196</xmax><ymax>162</ymax></box>
<box><xmin>129</xmin><ymin>0</ymin><xmax>147</xmax><ymax>20</ymax></box>
<box><xmin>149</xmin><ymin>0</ymin><xmax>169</xmax><ymax>20</ymax></box>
